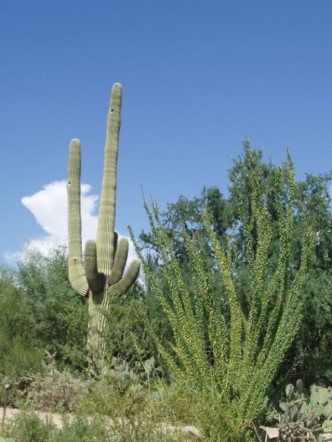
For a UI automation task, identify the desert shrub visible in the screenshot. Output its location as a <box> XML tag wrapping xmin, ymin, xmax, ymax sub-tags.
<box><xmin>24</xmin><ymin>369</ymin><xmax>89</xmax><ymax>412</ymax></box>
<box><xmin>132</xmin><ymin>153</ymin><xmax>314</xmax><ymax>441</ymax></box>
<box><xmin>77</xmin><ymin>377</ymin><xmax>200</xmax><ymax>441</ymax></box>
<box><xmin>140</xmin><ymin>145</ymin><xmax>332</xmax><ymax>390</ymax></box>
<box><xmin>78</xmin><ymin>375</ymin><xmax>148</xmax><ymax>419</ymax></box>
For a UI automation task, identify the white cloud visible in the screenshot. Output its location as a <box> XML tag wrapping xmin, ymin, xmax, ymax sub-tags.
<box><xmin>20</xmin><ymin>180</ymin><xmax>98</xmax><ymax>257</ymax></box>
<box><xmin>8</xmin><ymin>180</ymin><xmax>137</xmax><ymax>264</ymax></box>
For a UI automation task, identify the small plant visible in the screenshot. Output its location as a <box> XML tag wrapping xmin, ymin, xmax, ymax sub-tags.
<box><xmin>1</xmin><ymin>383</ymin><xmax>11</xmax><ymax>429</ymax></box>
<box><xmin>1</xmin><ymin>411</ymin><xmax>112</xmax><ymax>442</ymax></box>
<box><xmin>8</xmin><ymin>410</ymin><xmax>56</xmax><ymax>442</ymax></box>
<box><xmin>278</xmin><ymin>380</ymin><xmax>332</xmax><ymax>441</ymax></box>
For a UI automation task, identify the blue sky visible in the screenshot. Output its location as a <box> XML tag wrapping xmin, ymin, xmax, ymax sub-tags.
<box><xmin>1</xmin><ymin>0</ymin><xmax>332</xmax><ymax>261</ymax></box>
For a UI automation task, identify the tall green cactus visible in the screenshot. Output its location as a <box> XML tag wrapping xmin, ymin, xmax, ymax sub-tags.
<box><xmin>67</xmin><ymin>83</ymin><xmax>140</xmax><ymax>367</ymax></box>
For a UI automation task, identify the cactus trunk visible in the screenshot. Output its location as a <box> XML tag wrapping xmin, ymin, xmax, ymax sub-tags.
<box><xmin>67</xmin><ymin>84</ymin><xmax>140</xmax><ymax>371</ymax></box>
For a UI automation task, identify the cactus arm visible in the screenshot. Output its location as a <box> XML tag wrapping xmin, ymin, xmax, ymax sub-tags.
<box><xmin>108</xmin><ymin>259</ymin><xmax>141</xmax><ymax>296</ymax></box>
<box><xmin>108</xmin><ymin>237</ymin><xmax>129</xmax><ymax>285</ymax></box>
<box><xmin>96</xmin><ymin>83</ymin><xmax>122</xmax><ymax>275</ymax></box>
<box><xmin>84</xmin><ymin>240</ymin><xmax>105</xmax><ymax>292</ymax></box>
<box><xmin>67</xmin><ymin>138</ymin><xmax>89</xmax><ymax>296</ymax></box>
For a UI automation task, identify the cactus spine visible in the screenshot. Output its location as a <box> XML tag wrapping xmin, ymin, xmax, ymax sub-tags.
<box><xmin>67</xmin><ymin>83</ymin><xmax>140</xmax><ymax>367</ymax></box>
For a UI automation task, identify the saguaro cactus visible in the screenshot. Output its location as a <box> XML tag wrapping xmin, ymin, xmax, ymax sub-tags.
<box><xmin>67</xmin><ymin>83</ymin><xmax>140</xmax><ymax>368</ymax></box>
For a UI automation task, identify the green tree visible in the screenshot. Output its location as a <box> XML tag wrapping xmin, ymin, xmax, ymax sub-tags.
<box><xmin>283</xmin><ymin>172</ymin><xmax>332</xmax><ymax>386</ymax></box>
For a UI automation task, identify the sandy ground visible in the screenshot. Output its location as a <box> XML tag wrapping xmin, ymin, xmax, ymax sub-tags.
<box><xmin>5</xmin><ymin>408</ymin><xmax>331</xmax><ymax>441</ymax></box>
<box><xmin>0</xmin><ymin>407</ymin><xmax>202</xmax><ymax>438</ymax></box>
<box><xmin>0</xmin><ymin>406</ymin><xmax>70</xmax><ymax>429</ymax></box>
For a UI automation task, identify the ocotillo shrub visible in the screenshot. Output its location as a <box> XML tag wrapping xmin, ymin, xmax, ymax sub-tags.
<box><xmin>131</xmin><ymin>153</ymin><xmax>314</xmax><ymax>441</ymax></box>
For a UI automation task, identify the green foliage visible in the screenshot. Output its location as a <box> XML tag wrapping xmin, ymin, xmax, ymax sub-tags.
<box><xmin>0</xmin><ymin>267</ymin><xmax>43</xmax><ymax>379</ymax></box>
<box><xmin>5</xmin><ymin>411</ymin><xmax>56</xmax><ymax>442</ymax></box>
<box><xmin>1</xmin><ymin>246</ymin><xmax>156</xmax><ymax>383</ymax></box>
<box><xmin>226</xmin><ymin>148</ymin><xmax>332</xmax><ymax>388</ymax></box>
<box><xmin>17</xmin><ymin>247</ymin><xmax>89</xmax><ymax>369</ymax></box>
<box><xmin>133</xmin><ymin>152</ymin><xmax>314</xmax><ymax>440</ymax></box>
<box><xmin>54</xmin><ymin>416</ymin><xmax>111</xmax><ymax>442</ymax></box>
<box><xmin>285</xmin><ymin>171</ymin><xmax>332</xmax><ymax>386</ymax></box>
<box><xmin>101</xmin><ymin>291</ymin><xmax>163</xmax><ymax>382</ymax></box>
<box><xmin>140</xmin><ymin>143</ymin><xmax>332</xmax><ymax>388</ymax></box>
<box><xmin>77</xmin><ymin>377</ymin><xmax>200</xmax><ymax>441</ymax></box>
